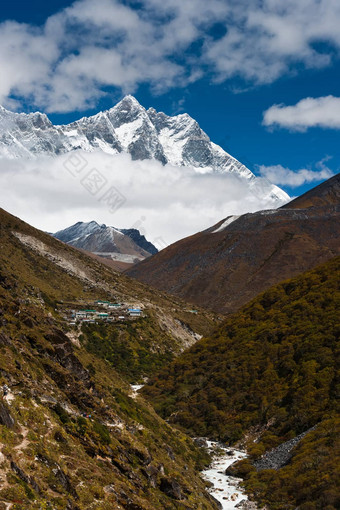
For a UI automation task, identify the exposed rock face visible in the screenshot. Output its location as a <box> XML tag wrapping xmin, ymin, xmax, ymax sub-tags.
<box><xmin>127</xmin><ymin>175</ymin><xmax>340</xmax><ymax>314</ymax></box>
<box><xmin>120</xmin><ymin>228</ymin><xmax>158</xmax><ymax>255</ymax></box>
<box><xmin>45</xmin><ymin>329</ymin><xmax>90</xmax><ymax>384</ymax></box>
<box><xmin>0</xmin><ymin>401</ymin><xmax>15</xmax><ymax>428</ymax></box>
<box><xmin>159</xmin><ymin>477</ymin><xmax>183</xmax><ymax>500</ymax></box>
<box><xmin>0</xmin><ymin>332</ymin><xmax>11</xmax><ymax>346</ymax></box>
<box><xmin>11</xmin><ymin>461</ymin><xmax>41</xmax><ymax>494</ymax></box>
<box><xmin>53</xmin><ymin>466</ymin><xmax>79</xmax><ymax>499</ymax></box>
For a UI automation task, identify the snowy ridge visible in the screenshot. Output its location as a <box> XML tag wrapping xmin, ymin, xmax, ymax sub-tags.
<box><xmin>0</xmin><ymin>95</ymin><xmax>289</xmax><ymax>204</ymax></box>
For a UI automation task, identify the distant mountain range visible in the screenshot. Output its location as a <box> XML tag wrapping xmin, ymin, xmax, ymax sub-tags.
<box><xmin>0</xmin><ymin>95</ymin><xmax>289</xmax><ymax>206</ymax></box>
<box><xmin>127</xmin><ymin>174</ymin><xmax>340</xmax><ymax>313</ymax></box>
<box><xmin>53</xmin><ymin>221</ymin><xmax>158</xmax><ymax>265</ymax></box>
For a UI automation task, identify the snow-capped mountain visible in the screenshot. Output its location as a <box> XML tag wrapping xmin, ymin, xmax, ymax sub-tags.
<box><xmin>53</xmin><ymin>221</ymin><xmax>158</xmax><ymax>264</ymax></box>
<box><xmin>0</xmin><ymin>96</ymin><xmax>289</xmax><ymax>203</ymax></box>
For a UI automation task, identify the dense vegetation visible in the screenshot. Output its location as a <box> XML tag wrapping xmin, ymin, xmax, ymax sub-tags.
<box><xmin>81</xmin><ymin>312</ymin><xmax>177</xmax><ymax>382</ymax></box>
<box><xmin>143</xmin><ymin>257</ymin><xmax>340</xmax><ymax>509</ymax></box>
<box><xmin>240</xmin><ymin>417</ymin><xmax>340</xmax><ymax>510</ymax></box>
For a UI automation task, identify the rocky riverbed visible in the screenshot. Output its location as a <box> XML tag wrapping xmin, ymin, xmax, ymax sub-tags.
<box><xmin>201</xmin><ymin>441</ymin><xmax>255</xmax><ymax>509</ymax></box>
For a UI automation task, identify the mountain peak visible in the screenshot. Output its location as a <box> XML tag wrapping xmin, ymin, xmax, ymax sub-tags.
<box><xmin>53</xmin><ymin>220</ymin><xmax>158</xmax><ymax>263</ymax></box>
<box><xmin>0</xmin><ymin>97</ymin><xmax>289</xmax><ymax>205</ymax></box>
<box><xmin>113</xmin><ymin>94</ymin><xmax>144</xmax><ymax>113</ymax></box>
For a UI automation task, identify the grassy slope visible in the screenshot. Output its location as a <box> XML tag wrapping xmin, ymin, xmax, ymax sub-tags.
<box><xmin>0</xmin><ymin>208</ymin><xmax>220</xmax><ymax>509</ymax></box>
<box><xmin>142</xmin><ymin>257</ymin><xmax>340</xmax><ymax>509</ymax></box>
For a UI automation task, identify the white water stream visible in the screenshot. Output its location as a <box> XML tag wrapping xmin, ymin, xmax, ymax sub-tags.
<box><xmin>201</xmin><ymin>441</ymin><xmax>250</xmax><ymax>509</ymax></box>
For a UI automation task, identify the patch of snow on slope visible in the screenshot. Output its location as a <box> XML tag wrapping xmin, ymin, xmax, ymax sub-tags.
<box><xmin>158</xmin><ymin>127</ymin><xmax>187</xmax><ymax>166</ymax></box>
<box><xmin>213</xmin><ymin>216</ymin><xmax>241</xmax><ymax>233</ymax></box>
<box><xmin>115</xmin><ymin>117</ymin><xmax>144</xmax><ymax>150</ymax></box>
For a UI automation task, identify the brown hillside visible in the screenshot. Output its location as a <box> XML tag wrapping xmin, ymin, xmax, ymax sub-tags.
<box><xmin>127</xmin><ymin>174</ymin><xmax>340</xmax><ymax>314</ymax></box>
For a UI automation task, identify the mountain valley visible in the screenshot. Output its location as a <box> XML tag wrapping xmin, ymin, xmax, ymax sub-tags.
<box><xmin>0</xmin><ymin>94</ymin><xmax>338</xmax><ymax>510</ymax></box>
<box><xmin>0</xmin><ymin>206</ymin><xmax>223</xmax><ymax>509</ymax></box>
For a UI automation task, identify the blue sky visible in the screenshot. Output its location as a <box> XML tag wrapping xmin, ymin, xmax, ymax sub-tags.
<box><xmin>0</xmin><ymin>0</ymin><xmax>339</xmax><ymax>200</ymax></box>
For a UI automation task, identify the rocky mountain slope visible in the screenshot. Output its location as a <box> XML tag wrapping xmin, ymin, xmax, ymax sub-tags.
<box><xmin>0</xmin><ymin>96</ymin><xmax>288</xmax><ymax>206</ymax></box>
<box><xmin>127</xmin><ymin>174</ymin><xmax>340</xmax><ymax>314</ymax></box>
<box><xmin>142</xmin><ymin>257</ymin><xmax>340</xmax><ymax>509</ymax></box>
<box><xmin>0</xmin><ymin>207</ymin><xmax>220</xmax><ymax>509</ymax></box>
<box><xmin>53</xmin><ymin>221</ymin><xmax>158</xmax><ymax>264</ymax></box>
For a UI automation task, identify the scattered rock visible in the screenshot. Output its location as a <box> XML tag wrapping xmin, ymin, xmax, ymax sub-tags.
<box><xmin>253</xmin><ymin>426</ymin><xmax>317</xmax><ymax>471</ymax></box>
<box><xmin>225</xmin><ymin>449</ymin><xmax>235</xmax><ymax>456</ymax></box>
<box><xmin>235</xmin><ymin>500</ymin><xmax>258</xmax><ymax>509</ymax></box>
<box><xmin>194</xmin><ymin>437</ymin><xmax>208</xmax><ymax>448</ymax></box>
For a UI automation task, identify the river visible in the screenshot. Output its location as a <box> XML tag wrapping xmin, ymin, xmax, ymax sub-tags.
<box><xmin>201</xmin><ymin>441</ymin><xmax>251</xmax><ymax>509</ymax></box>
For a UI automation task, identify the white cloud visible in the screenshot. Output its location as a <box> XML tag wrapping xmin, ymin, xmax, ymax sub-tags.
<box><xmin>263</xmin><ymin>96</ymin><xmax>340</xmax><ymax>131</ymax></box>
<box><xmin>258</xmin><ymin>158</ymin><xmax>335</xmax><ymax>187</ymax></box>
<box><xmin>0</xmin><ymin>151</ymin><xmax>285</xmax><ymax>247</ymax></box>
<box><xmin>1</xmin><ymin>1</ymin><xmax>340</xmax><ymax>112</ymax></box>
<box><xmin>203</xmin><ymin>0</ymin><xmax>340</xmax><ymax>85</ymax></box>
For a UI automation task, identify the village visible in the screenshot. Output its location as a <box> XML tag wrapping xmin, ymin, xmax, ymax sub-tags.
<box><xmin>60</xmin><ymin>299</ymin><xmax>144</xmax><ymax>325</ymax></box>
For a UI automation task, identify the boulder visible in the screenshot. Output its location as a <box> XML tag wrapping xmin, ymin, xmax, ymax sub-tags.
<box><xmin>235</xmin><ymin>500</ymin><xmax>258</xmax><ymax>509</ymax></box>
<box><xmin>193</xmin><ymin>437</ymin><xmax>208</xmax><ymax>448</ymax></box>
<box><xmin>0</xmin><ymin>333</ymin><xmax>11</xmax><ymax>346</ymax></box>
<box><xmin>159</xmin><ymin>477</ymin><xmax>183</xmax><ymax>500</ymax></box>
<box><xmin>0</xmin><ymin>401</ymin><xmax>15</xmax><ymax>428</ymax></box>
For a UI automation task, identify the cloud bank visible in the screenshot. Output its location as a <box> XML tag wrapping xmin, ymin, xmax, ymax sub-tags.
<box><xmin>258</xmin><ymin>158</ymin><xmax>335</xmax><ymax>187</ymax></box>
<box><xmin>1</xmin><ymin>0</ymin><xmax>340</xmax><ymax>112</ymax></box>
<box><xmin>0</xmin><ymin>151</ymin><xmax>287</xmax><ymax>248</ymax></box>
<box><xmin>263</xmin><ymin>96</ymin><xmax>340</xmax><ymax>131</ymax></box>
